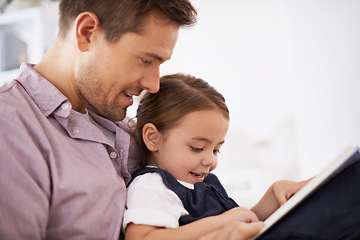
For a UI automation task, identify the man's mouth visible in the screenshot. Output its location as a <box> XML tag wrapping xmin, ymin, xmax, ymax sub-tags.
<box><xmin>124</xmin><ymin>92</ymin><xmax>134</xmax><ymax>102</ymax></box>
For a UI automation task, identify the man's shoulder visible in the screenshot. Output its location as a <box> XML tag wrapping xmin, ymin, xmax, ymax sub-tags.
<box><xmin>0</xmin><ymin>79</ymin><xmax>24</xmax><ymax>98</ymax></box>
<box><xmin>0</xmin><ymin>79</ymin><xmax>53</xmax><ymax>136</ymax></box>
<box><xmin>0</xmin><ymin>80</ymin><xmax>35</xmax><ymax>116</ymax></box>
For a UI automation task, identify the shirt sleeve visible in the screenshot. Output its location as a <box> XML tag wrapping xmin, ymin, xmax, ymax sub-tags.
<box><xmin>123</xmin><ymin>173</ymin><xmax>189</xmax><ymax>231</ymax></box>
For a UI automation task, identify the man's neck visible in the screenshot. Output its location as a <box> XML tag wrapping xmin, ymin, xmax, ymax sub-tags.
<box><xmin>34</xmin><ymin>39</ymin><xmax>87</xmax><ymax>113</ymax></box>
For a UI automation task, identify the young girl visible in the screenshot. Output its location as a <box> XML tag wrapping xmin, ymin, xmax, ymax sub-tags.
<box><xmin>123</xmin><ymin>74</ymin><xmax>308</xmax><ymax>240</ymax></box>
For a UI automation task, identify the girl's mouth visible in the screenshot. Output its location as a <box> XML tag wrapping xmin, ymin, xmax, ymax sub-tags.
<box><xmin>190</xmin><ymin>172</ymin><xmax>206</xmax><ymax>182</ymax></box>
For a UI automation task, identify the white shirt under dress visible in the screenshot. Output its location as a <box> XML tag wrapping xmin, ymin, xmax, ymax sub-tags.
<box><xmin>123</xmin><ymin>167</ymin><xmax>193</xmax><ymax>230</ymax></box>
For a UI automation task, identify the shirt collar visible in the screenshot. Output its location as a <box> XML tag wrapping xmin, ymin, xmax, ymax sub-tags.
<box><xmin>16</xmin><ymin>63</ymin><xmax>67</xmax><ymax>117</ymax></box>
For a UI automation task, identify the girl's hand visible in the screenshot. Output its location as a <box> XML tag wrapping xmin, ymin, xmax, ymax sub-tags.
<box><xmin>273</xmin><ymin>177</ymin><xmax>313</xmax><ymax>206</ymax></box>
<box><xmin>251</xmin><ymin>177</ymin><xmax>313</xmax><ymax>220</ymax></box>
<box><xmin>218</xmin><ymin>206</ymin><xmax>259</xmax><ymax>224</ymax></box>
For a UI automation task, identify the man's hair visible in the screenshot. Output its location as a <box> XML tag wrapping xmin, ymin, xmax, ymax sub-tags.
<box><xmin>58</xmin><ymin>0</ymin><xmax>197</xmax><ymax>42</ymax></box>
<box><xmin>135</xmin><ymin>73</ymin><xmax>229</xmax><ymax>166</ymax></box>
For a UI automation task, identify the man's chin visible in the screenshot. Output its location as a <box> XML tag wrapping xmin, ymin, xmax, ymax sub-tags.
<box><xmin>100</xmin><ymin>108</ymin><xmax>127</xmax><ymax>122</ymax></box>
<box><xmin>88</xmin><ymin>103</ymin><xmax>127</xmax><ymax>121</ymax></box>
<box><xmin>109</xmin><ymin>111</ymin><xmax>127</xmax><ymax>122</ymax></box>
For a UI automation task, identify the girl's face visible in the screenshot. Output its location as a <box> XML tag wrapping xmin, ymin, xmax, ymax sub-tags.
<box><xmin>150</xmin><ymin>110</ymin><xmax>229</xmax><ymax>184</ymax></box>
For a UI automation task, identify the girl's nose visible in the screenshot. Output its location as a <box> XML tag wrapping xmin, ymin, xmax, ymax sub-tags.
<box><xmin>202</xmin><ymin>153</ymin><xmax>217</xmax><ymax>169</ymax></box>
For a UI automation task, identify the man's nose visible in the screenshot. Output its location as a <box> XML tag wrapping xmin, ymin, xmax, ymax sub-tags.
<box><xmin>140</xmin><ymin>68</ymin><xmax>160</xmax><ymax>93</ymax></box>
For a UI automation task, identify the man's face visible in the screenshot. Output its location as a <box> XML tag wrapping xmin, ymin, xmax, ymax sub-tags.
<box><xmin>76</xmin><ymin>13</ymin><xmax>179</xmax><ymax>121</ymax></box>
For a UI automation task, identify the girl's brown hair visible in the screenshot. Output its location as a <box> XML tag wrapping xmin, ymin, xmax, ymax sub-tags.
<box><xmin>135</xmin><ymin>73</ymin><xmax>229</xmax><ymax>166</ymax></box>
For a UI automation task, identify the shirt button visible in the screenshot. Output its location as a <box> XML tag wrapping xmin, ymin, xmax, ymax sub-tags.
<box><xmin>110</xmin><ymin>151</ymin><xmax>117</xmax><ymax>159</ymax></box>
<box><xmin>61</xmin><ymin>103</ymin><xmax>70</xmax><ymax>110</ymax></box>
<box><xmin>120</xmin><ymin>149</ymin><xmax>124</xmax><ymax>160</ymax></box>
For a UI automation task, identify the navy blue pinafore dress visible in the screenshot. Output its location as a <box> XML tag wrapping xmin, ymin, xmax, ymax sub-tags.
<box><xmin>129</xmin><ymin>167</ymin><xmax>239</xmax><ymax>225</ymax></box>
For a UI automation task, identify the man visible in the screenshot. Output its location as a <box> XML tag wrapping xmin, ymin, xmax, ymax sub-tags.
<box><xmin>0</xmin><ymin>0</ymin><xmax>265</xmax><ymax>239</ymax></box>
<box><xmin>0</xmin><ymin>0</ymin><xmax>196</xmax><ymax>239</ymax></box>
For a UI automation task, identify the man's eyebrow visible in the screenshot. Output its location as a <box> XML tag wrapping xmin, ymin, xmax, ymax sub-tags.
<box><xmin>144</xmin><ymin>52</ymin><xmax>170</xmax><ymax>62</ymax></box>
<box><xmin>191</xmin><ymin>137</ymin><xmax>225</xmax><ymax>145</ymax></box>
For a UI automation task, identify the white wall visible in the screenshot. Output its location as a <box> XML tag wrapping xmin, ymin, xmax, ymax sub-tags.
<box><xmin>285</xmin><ymin>0</ymin><xmax>360</xmax><ymax>178</ymax></box>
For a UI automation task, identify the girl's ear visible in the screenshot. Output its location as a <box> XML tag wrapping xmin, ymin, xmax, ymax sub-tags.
<box><xmin>142</xmin><ymin>123</ymin><xmax>161</xmax><ymax>151</ymax></box>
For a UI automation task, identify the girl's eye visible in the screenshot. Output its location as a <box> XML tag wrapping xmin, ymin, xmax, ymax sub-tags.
<box><xmin>213</xmin><ymin>150</ymin><xmax>221</xmax><ymax>155</ymax></box>
<box><xmin>191</xmin><ymin>146</ymin><xmax>203</xmax><ymax>152</ymax></box>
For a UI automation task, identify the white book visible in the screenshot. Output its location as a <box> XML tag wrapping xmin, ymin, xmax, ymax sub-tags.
<box><xmin>251</xmin><ymin>145</ymin><xmax>360</xmax><ymax>240</ymax></box>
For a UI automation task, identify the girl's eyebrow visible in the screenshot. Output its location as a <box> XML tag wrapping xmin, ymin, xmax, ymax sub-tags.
<box><xmin>191</xmin><ymin>137</ymin><xmax>225</xmax><ymax>145</ymax></box>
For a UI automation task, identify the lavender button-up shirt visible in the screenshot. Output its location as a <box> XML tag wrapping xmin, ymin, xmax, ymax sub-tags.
<box><xmin>0</xmin><ymin>63</ymin><xmax>142</xmax><ymax>239</ymax></box>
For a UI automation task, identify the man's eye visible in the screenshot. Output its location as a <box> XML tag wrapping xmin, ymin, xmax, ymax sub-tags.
<box><xmin>142</xmin><ymin>59</ymin><xmax>152</xmax><ymax>65</ymax></box>
<box><xmin>191</xmin><ymin>146</ymin><xmax>203</xmax><ymax>152</ymax></box>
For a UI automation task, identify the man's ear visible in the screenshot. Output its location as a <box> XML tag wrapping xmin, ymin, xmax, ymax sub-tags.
<box><xmin>74</xmin><ymin>11</ymin><xmax>100</xmax><ymax>52</ymax></box>
<box><xmin>142</xmin><ymin>123</ymin><xmax>161</xmax><ymax>152</ymax></box>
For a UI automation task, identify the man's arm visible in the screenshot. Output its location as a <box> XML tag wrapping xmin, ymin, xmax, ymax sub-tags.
<box><xmin>0</xmin><ymin>113</ymin><xmax>50</xmax><ymax>239</ymax></box>
<box><xmin>199</xmin><ymin>221</ymin><xmax>265</xmax><ymax>240</ymax></box>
